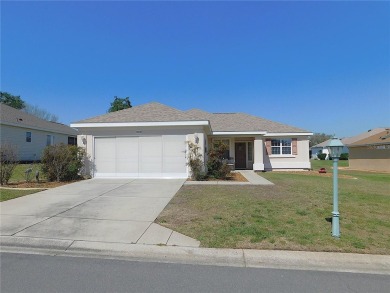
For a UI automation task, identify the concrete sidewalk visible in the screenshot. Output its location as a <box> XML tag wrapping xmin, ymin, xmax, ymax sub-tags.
<box><xmin>185</xmin><ymin>171</ymin><xmax>274</xmax><ymax>185</ymax></box>
<box><xmin>1</xmin><ymin>236</ymin><xmax>389</xmax><ymax>275</ymax></box>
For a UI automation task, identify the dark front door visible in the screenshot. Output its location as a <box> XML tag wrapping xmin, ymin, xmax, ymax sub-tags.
<box><xmin>235</xmin><ymin>142</ymin><xmax>246</xmax><ymax>169</ymax></box>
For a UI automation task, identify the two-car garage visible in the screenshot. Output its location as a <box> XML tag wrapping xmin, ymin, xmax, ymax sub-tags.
<box><xmin>94</xmin><ymin>135</ymin><xmax>187</xmax><ymax>178</ymax></box>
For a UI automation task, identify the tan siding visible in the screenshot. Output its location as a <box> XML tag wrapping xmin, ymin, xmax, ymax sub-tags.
<box><xmin>349</xmin><ymin>147</ymin><xmax>390</xmax><ymax>172</ymax></box>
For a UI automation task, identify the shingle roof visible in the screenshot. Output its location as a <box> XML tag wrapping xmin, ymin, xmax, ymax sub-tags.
<box><xmin>342</xmin><ymin>128</ymin><xmax>389</xmax><ymax>146</ymax></box>
<box><xmin>75</xmin><ymin>102</ymin><xmax>198</xmax><ymax>123</ymax></box>
<box><xmin>74</xmin><ymin>102</ymin><xmax>310</xmax><ymax>133</ymax></box>
<box><xmin>348</xmin><ymin>129</ymin><xmax>390</xmax><ymax>147</ymax></box>
<box><xmin>0</xmin><ymin>104</ymin><xmax>78</xmax><ymax>135</ymax></box>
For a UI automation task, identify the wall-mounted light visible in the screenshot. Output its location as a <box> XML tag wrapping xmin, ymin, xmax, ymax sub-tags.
<box><xmin>194</xmin><ymin>133</ymin><xmax>199</xmax><ymax>144</ymax></box>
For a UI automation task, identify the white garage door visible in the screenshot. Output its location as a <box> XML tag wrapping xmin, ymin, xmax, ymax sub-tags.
<box><xmin>94</xmin><ymin>136</ymin><xmax>187</xmax><ymax>178</ymax></box>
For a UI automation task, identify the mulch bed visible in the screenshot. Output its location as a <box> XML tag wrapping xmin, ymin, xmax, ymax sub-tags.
<box><xmin>188</xmin><ymin>172</ymin><xmax>248</xmax><ymax>182</ymax></box>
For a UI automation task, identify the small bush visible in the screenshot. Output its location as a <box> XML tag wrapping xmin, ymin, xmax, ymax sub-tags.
<box><xmin>187</xmin><ymin>141</ymin><xmax>206</xmax><ymax>180</ymax></box>
<box><xmin>41</xmin><ymin>144</ymin><xmax>85</xmax><ymax>182</ymax></box>
<box><xmin>0</xmin><ymin>143</ymin><xmax>18</xmax><ymax>185</ymax></box>
<box><xmin>207</xmin><ymin>141</ymin><xmax>231</xmax><ymax>179</ymax></box>
<box><xmin>317</xmin><ymin>153</ymin><xmax>327</xmax><ymax>160</ymax></box>
<box><xmin>340</xmin><ymin>153</ymin><xmax>349</xmax><ymax>160</ymax></box>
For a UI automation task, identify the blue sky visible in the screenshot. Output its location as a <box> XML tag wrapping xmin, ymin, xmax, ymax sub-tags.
<box><xmin>2</xmin><ymin>1</ymin><xmax>389</xmax><ymax>138</ymax></box>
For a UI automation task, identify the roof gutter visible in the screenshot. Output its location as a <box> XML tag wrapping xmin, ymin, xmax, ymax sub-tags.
<box><xmin>71</xmin><ymin>120</ymin><xmax>211</xmax><ymax>128</ymax></box>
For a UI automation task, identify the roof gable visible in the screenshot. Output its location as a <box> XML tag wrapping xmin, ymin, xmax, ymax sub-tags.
<box><xmin>76</xmin><ymin>102</ymin><xmax>199</xmax><ymax>123</ymax></box>
<box><xmin>74</xmin><ymin>102</ymin><xmax>310</xmax><ymax>133</ymax></box>
<box><xmin>0</xmin><ymin>104</ymin><xmax>77</xmax><ymax>135</ymax></box>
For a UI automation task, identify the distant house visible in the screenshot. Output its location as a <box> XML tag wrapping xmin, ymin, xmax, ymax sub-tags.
<box><xmin>347</xmin><ymin>128</ymin><xmax>390</xmax><ymax>172</ymax></box>
<box><xmin>311</xmin><ymin>138</ymin><xmax>349</xmax><ymax>159</ymax></box>
<box><xmin>0</xmin><ymin>104</ymin><xmax>78</xmax><ymax>161</ymax></box>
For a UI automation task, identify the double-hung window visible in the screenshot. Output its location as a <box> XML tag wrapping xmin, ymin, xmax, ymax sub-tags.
<box><xmin>271</xmin><ymin>139</ymin><xmax>292</xmax><ymax>155</ymax></box>
<box><xmin>46</xmin><ymin>135</ymin><xmax>54</xmax><ymax>146</ymax></box>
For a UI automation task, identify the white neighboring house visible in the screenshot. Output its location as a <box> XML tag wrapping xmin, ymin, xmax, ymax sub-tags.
<box><xmin>311</xmin><ymin>138</ymin><xmax>349</xmax><ymax>160</ymax></box>
<box><xmin>0</xmin><ymin>104</ymin><xmax>78</xmax><ymax>161</ymax></box>
<box><xmin>71</xmin><ymin>102</ymin><xmax>313</xmax><ymax>179</ymax></box>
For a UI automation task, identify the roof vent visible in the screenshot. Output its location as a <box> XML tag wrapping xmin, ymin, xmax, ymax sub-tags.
<box><xmin>17</xmin><ymin>118</ymin><xmax>23</xmax><ymax>122</ymax></box>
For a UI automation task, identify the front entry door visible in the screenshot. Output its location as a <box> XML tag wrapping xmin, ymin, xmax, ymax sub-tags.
<box><xmin>235</xmin><ymin>142</ymin><xmax>246</xmax><ymax>169</ymax></box>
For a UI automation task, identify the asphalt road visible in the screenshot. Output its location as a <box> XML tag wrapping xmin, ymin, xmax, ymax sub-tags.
<box><xmin>1</xmin><ymin>253</ymin><xmax>388</xmax><ymax>293</ymax></box>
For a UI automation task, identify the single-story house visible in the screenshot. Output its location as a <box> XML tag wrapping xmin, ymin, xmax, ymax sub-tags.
<box><xmin>71</xmin><ymin>102</ymin><xmax>313</xmax><ymax>178</ymax></box>
<box><xmin>311</xmin><ymin>138</ymin><xmax>349</xmax><ymax>159</ymax></box>
<box><xmin>347</xmin><ymin>128</ymin><xmax>390</xmax><ymax>172</ymax></box>
<box><xmin>0</xmin><ymin>103</ymin><xmax>78</xmax><ymax>161</ymax></box>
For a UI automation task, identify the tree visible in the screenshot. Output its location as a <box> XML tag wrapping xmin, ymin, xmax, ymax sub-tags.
<box><xmin>23</xmin><ymin>104</ymin><xmax>59</xmax><ymax>122</ymax></box>
<box><xmin>0</xmin><ymin>92</ymin><xmax>26</xmax><ymax>109</ymax></box>
<box><xmin>108</xmin><ymin>96</ymin><xmax>132</xmax><ymax>112</ymax></box>
<box><xmin>0</xmin><ymin>143</ymin><xmax>18</xmax><ymax>185</ymax></box>
<box><xmin>310</xmin><ymin>133</ymin><xmax>333</xmax><ymax>147</ymax></box>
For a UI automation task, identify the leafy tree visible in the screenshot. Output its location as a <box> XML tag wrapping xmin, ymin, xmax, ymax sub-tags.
<box><xmin>23</xmin><ymin>104</ymin><xmax>59</xmax><ymax>122</ymax></box>
<box><xmin>0</xmin><ymin>92</ymin><xmax>26</xmax><ymax>109</ymax></box>
<box><xmin>310</xmin><ymin>133</ymin><xmax>333</xmax><ymax>147</ymax></box>
<box><xmin>108</xmin><ymin>96</ymin><xmax>132</xmax><ymax>112</ymax></box>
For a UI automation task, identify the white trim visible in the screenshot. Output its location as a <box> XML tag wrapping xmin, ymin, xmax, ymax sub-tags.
<box><xmin>269</xmin><ymin>155</ymin><xmax>296</xmax><ymax>158</ymax></box>
<box><xmin>71</xmin><ymin>121</ymin><xmax>210</xmax><ymax>128</ymax></box>
<box><xmin>212</xmin><ymin>131</ymin><xmax>267</xmax><ymax>135</ymax></box>
<box><xmin>264</xmin><ymin>132</ymin><xmax>313</xmax><ymax>137</ymax></box>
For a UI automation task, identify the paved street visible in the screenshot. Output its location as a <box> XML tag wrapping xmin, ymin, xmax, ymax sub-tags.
<box><xmin>1</xmin><ymin>253</ymin><xmax>388</xmax><ymax>293</ymax></box>
<box><xmin>0</xmin><ymin>179</ymin><xmax>199</xmax><ymax>247</ymax></box>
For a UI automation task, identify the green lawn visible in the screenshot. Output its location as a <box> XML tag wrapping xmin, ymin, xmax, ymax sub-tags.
<box><xmin>8</xmin><ymin>163</ymin><xmax>45</xmax><ymax>183</ymax></box>
<box><xmin>156</xmin><ymin>161</ymin><xmax>390</xmax><ymax>254</ymax></box>
<box><xmin>0</xmin><ymin>188</ymin><xmax>43</xmax><ymax>202</ymax></box>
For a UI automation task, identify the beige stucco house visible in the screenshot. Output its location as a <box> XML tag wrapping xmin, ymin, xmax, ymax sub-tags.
<box><xmin>71</xmin><ymin>102</ymin><xmax>312</xmax><ymax>178</ymax></box>
<box><xmin>347</xmin><ymin>128</ymin><xmax>390</xmax><ymax>172</ymax></box>
<box><xmin>0</xmin><ymin>104</ymin><xmax>78</xmax><ymax>161</ymax></box>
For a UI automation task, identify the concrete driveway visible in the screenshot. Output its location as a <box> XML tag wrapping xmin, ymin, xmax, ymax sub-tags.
<box><xmin>0</xmin><ymin>179</ymin><xmax>199</xmax><ymax>247</ymax></box>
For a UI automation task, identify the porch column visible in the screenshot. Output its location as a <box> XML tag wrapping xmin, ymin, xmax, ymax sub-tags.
<box><xmin>253</xmin><ymin>135</ymin><xmax>264</xmax><ymax>171</ymax></box>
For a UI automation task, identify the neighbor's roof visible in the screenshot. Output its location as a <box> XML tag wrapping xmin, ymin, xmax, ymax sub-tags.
<box><xmin>348</xmin><ymin>129</ymin><xmax>390</xmax><ymax>147</ymax></box>
<box><xmin>311</xmin><ymin>128</ymin><xmax>390</xmax><ymax>148</ymax></box>
<box><xmin>74</xmin><ymin>102</ymin><xmax>310</xmax><ymax>133</ymax></box>
<box><xmin>0</xmin><ymin>103</ymin><xmax>78</xmax><ymax>135</ymax></box>
<box><xmin>312</xmin><ymin>138</ymin><xmax>349</xmax><ymax>148</ymax></box>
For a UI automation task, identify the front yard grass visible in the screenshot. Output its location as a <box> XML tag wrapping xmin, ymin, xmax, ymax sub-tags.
<box><xmin>0</xmin><ymin>189</ymin><xmax>44</xmax><ymax>202</ymax></box>
<box><xmin>156</xmin><ymin>161</ymin><xmax>390</xmax><ymax>254</ymax></box>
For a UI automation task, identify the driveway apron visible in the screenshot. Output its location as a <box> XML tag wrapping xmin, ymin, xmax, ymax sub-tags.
<box><xmin>0</xmin><ymin>179</ymin><xmax>196</xmax><ymax>246</ymax></box>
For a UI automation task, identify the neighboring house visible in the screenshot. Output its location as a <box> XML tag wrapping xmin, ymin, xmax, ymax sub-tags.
<box><xmin>311</xmin><ymin>138</ymin><xmax>349</xmax><ymax>159</ymax></box>
<box><xmin>71</xmin><ymin>102</ymin><xmax>313</xmax><ymax>179</ymax></box>
<box><xmin>0</xmin><ymin>104</ymin><xmax>78</xmax><ymax>161</ymax></box>
<box><xmin>347</xmin><ymin>128</ymin><xmax>390</xmax><ymax>172</ymax></box>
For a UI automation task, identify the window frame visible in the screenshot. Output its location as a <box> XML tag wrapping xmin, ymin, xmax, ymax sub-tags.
<box><xmin>68</xmin><ymin>136</ymin><xmax>77</xmax><ymax>146</ymax></box>
<box><xmin>26</xmin><ymin>132</ymin><xmax>32</xmax><ymax>143</ymax></box>
<box><xmin>271</xmin><ymin>139</ymin><xmax>292</xmax><ymax>155</ymax></box>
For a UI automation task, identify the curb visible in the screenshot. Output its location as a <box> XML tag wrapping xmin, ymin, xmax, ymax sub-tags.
<box><xmin>1</xmin><ymin>236</ymin><xmax>389</xmax><ymax>275</ymax></box>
